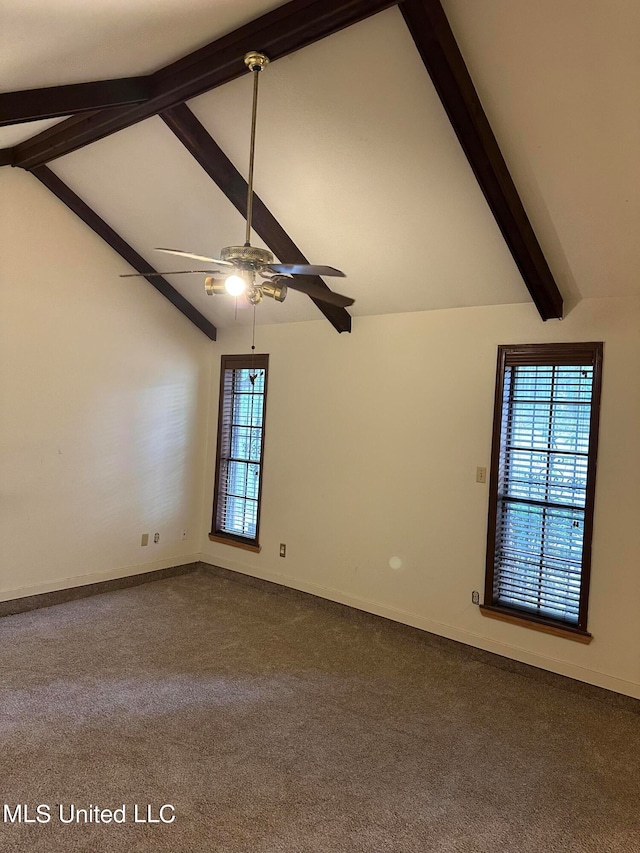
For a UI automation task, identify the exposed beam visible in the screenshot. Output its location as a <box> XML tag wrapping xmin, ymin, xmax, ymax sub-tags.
<box><xmin>399</xmin><ymin>0</ymin><xmax>563</xmax><ymax>320</ymax></box>
<box><xmin>161</xmin><ymin>104</ymin><xmax>351</xmax><ymax>333</ymax></box>
<box><xmin>30</xmin><ymin>166</ymin><xmax>217</xmax><ymax>340</ymax></box>
<box><xmin>4</xmin><ymin>0</ymin><xmax>396</xmax><ymax>171</ymax></box>
<box><xmin>0</xmin><ymin>78</ymin><xmax>151</xmax><ymax>127</ymax></box>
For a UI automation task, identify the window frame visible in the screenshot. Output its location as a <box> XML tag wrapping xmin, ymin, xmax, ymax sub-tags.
<box><xmin>481</xmin><ymin>342</ymin><xmax>603</xmax><ymax>642</ymax></box>
<box><xmin>210</xmin><ymin>353</ymin><xmax>269</xmax><ymax>552</ymax></box>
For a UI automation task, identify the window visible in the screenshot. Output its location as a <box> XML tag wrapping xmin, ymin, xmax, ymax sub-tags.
<box><xmin>482</xmin><ymin>343</ymin><xmax>603</xmax><ymax>641</ymax></box>
<box><xmin>211</xmin><ymin>354</ymin><xmax>269</xmax><ymax>550</ymax></box>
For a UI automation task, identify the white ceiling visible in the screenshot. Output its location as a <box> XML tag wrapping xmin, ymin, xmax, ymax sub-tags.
<box><xmin>443</xmin><ymin>0</ymin><xmax>640</xmax><ymax>303</ymax></box>
<box><xmin>2</xmin><ymin>0</ymin><xmax>639</xmax><ymax>329</ymax></box>
<box><xmin>1</xmin><ymin>0</ymin><xmax>283</xmax><ymax>89</ymax></box>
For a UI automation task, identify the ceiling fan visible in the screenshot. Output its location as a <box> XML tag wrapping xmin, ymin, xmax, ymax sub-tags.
<box><xmin>121</xmin><ymin>51</ymin><xmax>354</xmax><ymax>310</ymax></box>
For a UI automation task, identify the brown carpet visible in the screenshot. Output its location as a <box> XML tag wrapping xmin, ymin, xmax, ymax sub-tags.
<box><xmin>0</xmin><ymin>568</ymin><xmax>638</xmax><ymax>852</ymax></box>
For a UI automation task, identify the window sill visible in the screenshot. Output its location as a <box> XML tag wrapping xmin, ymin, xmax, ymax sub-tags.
<box><xmin>208</xmin><ymin>533</ymin><xmax>261</xmax><ymax>554</ymax></box>
<box><xmin>479</xmin><ymin>604</ymin><xmax>593</xmax><ymax>644</ymax></box>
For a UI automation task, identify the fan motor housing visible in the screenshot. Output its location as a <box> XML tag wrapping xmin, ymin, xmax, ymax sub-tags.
<box><xmin>220</xmin><ymin>245</ymin><xmax>274</xmax><ymax>267</ymax></box>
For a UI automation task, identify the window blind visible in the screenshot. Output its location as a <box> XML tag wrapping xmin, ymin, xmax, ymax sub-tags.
<box><xmin>213</xmin><ymin>354</ymin><xmax>268</xmax><ymax>543</ymax></box>
<box><xmin>486</xmin><ymin>343</ymin><xmax>603</xmax><ymax>634</ymax></box>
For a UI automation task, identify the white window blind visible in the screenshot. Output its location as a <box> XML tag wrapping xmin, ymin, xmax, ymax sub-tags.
<box><xmin>213</xmin><ymin>355</ymin><xmax>268</xmax><ymax>543</ymax></box>
<box><xmin>485</xmin><ymin>344</ymin><xmax>603</xmax><ymax>635</ymax></box>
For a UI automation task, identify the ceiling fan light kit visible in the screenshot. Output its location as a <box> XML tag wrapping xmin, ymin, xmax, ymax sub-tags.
<box><xmin>121</xmin><ymin>50</ymin><xmax>354</xmax><ymax>311</ymax></box>
<box><xmin>204</xmin><ymin>276</ymin><xmax>226</xmax><ymax>296</ymax></box>
<box><xmin>261</xmin><ymin>277</ymin><xmax>288</xmax><ymax>303</ymax></box>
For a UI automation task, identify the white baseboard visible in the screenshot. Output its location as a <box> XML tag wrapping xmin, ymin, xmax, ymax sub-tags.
<box><xmin>0</xmin><ymin>553</ymin><xmax>202</xmax><ymax>602</ymax></box>
<box><xmin>199</xmin><ymin>554</ymin><xmax>640</xmax><ymax>701</ymax></box>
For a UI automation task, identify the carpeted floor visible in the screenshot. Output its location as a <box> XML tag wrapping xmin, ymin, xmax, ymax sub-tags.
<box><xmin>0</xmin><ymin>568</ymin><xmax>638</xmax><ymax>852</ymax></box>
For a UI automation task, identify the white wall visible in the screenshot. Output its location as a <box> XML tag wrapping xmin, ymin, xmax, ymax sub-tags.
<box><xmin>201</xmin><ymin>296</ymin><xmax>640</xmax><ymax>698</ymax></box>
<box><xmin>0</xmin><ymin>168</ymin><xmax>211</xmax><ymax>598</ymax></box>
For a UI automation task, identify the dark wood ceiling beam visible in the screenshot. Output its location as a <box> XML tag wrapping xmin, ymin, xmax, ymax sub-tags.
<box><xmin>0</xmin><ymin>78</ymin><xmax>151</xmax><ymax>127</ymax></box>
<box><xmin>399</xmin><ymin>0</ymin><xmax>563</xmax><ymax>320</ymax></box>
<box><xmin>30</xmin><ymin>165</ymin><xmax>217</xmax><ymax>340</ymax></box>
<box><xmin>161</xmin><ymin>104</ymin><xmax>351</xmax><ymax>333</ymax></box>
<box><xmin>5</xmin><ymin>0</ymin><xmax>396</xmax><ymax>171</ymax></box>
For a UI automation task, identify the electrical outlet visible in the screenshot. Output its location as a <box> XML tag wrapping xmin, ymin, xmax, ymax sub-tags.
<box><xmin>181</xmin><ymin>528</ymin><xmax>188</xmax><ymax>541</ymax></box>
<box><xmin>279</xmin><ymin>543</ymin><xmax>286</xmax><ymax>558</ymax></box>
<box><xmin>476</xmin><ymin>466</ymin><xmax>487</xmax><ymax>484</ymax></box>
<box><xmin>472</xmin><ymin>590</ymin><xmax>480</xmax><ymax>605</ymax></box>
<box><xmin>141</xmin><ymin>533</ymin><xmax>149</xmax><ymax>547</ymax></box>
<box><xmin>153</xmin><ymin>532</ymin><xmax>160</xmax><ymax>544</ymax></box>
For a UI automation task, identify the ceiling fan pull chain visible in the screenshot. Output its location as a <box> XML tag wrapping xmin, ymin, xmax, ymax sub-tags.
<box><xmin>249</xmin><ymin>304</ymin><xmax>258</xmax><ymax>385</ymax></box>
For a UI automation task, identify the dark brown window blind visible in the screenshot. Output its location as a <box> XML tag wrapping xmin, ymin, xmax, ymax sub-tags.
<box><xmin>484</xmin><ymin>343</ymin><xmax>603</xmax><ymax>636</ymax></box>
<box><xmin>211</xmin><ymin>354</ymin><xmax>269</xmax><ymax>546</ymax></box>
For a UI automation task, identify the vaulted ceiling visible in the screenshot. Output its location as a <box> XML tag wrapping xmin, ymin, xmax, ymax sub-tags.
<box><xmin>2</xmin><ymin>0</ymin><xmax>638</xmax><ymax>339</ymax></box>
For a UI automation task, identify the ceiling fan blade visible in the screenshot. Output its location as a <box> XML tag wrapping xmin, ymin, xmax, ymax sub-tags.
<box><xmin>120</xmin><ymin>269</ymin><xmax>221</xmax><ymax>278</ymax></box>
<box><xmin>155</xmin><ymin>247</ymin><xmax>233</xmax><ymax>266</ymax></box>
<box><xmin>266</xmin><ymin>263</ymin><xmax>346</xmax><ymax>278</ymax></box>
<box><xmin>284</xmin><ymin>278</ymin><xmax>354</xmax><ymax>307</ymax></box>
